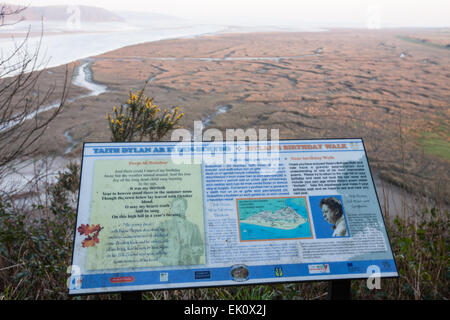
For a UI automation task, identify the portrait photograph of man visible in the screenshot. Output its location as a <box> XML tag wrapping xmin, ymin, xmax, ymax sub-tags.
<box><xmin>309</xmin><ymin>195</ymin><xmax>349</xmax><ymax>238</ymax></box>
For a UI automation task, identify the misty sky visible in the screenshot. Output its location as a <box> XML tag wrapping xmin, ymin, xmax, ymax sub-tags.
<box><xmin>5</xmin><ymin>0</ymin><xmax>450</xmax><ymax>27</ymax></box>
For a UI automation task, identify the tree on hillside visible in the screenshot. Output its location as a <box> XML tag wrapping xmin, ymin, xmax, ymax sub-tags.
<box><xmin>0</xmin><ymin>4</ymin><xmax>69</xmax><ymax>186</ymax></box>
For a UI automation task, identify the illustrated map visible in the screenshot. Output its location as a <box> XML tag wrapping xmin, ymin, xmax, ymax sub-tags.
<box><xmin>237</xmin><ymin>197</ymin><xmax>312</xmax><ymax>241</ymax></box>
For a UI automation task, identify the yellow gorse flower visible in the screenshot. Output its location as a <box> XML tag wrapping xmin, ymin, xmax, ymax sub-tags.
<box><xmin>107</xmin><ymin>87</ymin><xmax>184</xmax><ymax>142</ymax></box>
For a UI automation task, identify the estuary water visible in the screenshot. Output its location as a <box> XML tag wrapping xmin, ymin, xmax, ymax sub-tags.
<box><xmin>0</xmin><ymin>17</ymin><xmax>329</xmax><ymax>77</ymax></box>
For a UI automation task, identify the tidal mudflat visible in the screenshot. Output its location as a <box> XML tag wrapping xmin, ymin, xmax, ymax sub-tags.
<box><xmin>11</xmin><ymin>29</ymin><xmax>449</xmax><ymax>202</ymax></box>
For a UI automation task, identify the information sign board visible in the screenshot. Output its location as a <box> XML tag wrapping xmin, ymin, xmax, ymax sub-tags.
<box><xmin>69</xmin><ymin>139</ymin><xmax>398</xmax><ymax>295</ymax></box>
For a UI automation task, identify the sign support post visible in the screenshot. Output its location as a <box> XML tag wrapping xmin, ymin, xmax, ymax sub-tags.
<box><xmin>121</xmin><ymin>291</ymin><xmax>142</xmax><ymax>300</ymax></box>
<box><xmin>328</xmin><ymin>279</ymin><xmax>351</xmax><ymax>300</ymax></box>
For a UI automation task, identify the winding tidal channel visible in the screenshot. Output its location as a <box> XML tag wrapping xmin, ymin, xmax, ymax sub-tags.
<box><xmin>0</xmin><ymin>60</ymin><xmax>107</xmax><ymax>195</ymax></box>
<box><xmin>63</xmin><ymin>60</ymin><xmax>108</xmax><ymax>154</ymax></box>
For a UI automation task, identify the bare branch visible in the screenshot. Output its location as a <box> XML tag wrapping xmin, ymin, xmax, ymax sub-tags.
<box><xmin>0</xmin><ymin>4</ymin><xmax>70</xmax><ymax>181</ymax></box>
<box><xmin>0</xmin><ymin>3</ymin><xmax>27</xmax><ymax>26</ymax></box>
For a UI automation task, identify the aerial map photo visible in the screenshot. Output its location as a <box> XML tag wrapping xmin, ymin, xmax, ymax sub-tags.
<box><xmin>237</xmin><ymin>197</ymin><xmax>313</xmax><ymax>241</ymax></box>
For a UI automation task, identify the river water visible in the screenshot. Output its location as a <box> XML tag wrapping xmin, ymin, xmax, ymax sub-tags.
<box><xmin>0</xmin><ymin>20</ymin><xmax>229</xmax><ymax>76</ymax></box>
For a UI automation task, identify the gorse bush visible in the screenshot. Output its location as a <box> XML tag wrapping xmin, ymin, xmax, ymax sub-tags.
<box><xmin>107</xmin><ymin>88</ymin><xmax>183</xmax><ymax>142</ymax></box>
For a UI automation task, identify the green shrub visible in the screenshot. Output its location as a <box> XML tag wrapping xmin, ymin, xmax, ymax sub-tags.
<box><xmin>0</xmin><ymin>164</ymin><xmax>78</xmax><ymax>299</ymax></box>
<box><xmin>352</xmin><ymin>208</ymin><xmax>449</xmax><ymax>299</ymax></box>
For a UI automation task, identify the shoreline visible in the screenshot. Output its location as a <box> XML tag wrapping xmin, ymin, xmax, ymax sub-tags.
<box><xmin>0</xmin><ymin>22</ymin><xmax>230</xmax><ymax>76</ymax></box>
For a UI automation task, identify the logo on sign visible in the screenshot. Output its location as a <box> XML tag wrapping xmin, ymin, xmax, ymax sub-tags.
<box><xmin>347</xmin><ymin>262</ymin><xmax>363</xmax><ymax>273</ymax></box>
<box><xmin>195</xmin><ymin>270</ymin><xmax>211</xmax><ymax>280</ymax></box>
<box><xmin>231</xmin><ymin>265</ymin><xmax>249</xmax><ymax>282</ymax></box>
<box><xmin>110</xmin><ymin>276</ymin><xmax>135</xmax><ymax>284</ymax></box>
<box><xmin>69</xmin><ymin>276</ymin><xmax>82</xmax><ymax>290</ymax></box>
<box><xmin>160</xmin><ymin>272</ymin><xmax>169</xmax><ymax>282</ymax></box>
<box><xmin>308</xmin><ymin>264</ymin><xmax>331</xmax><ymax>274</ymax></box>
<box><xmin>275</xmin><ymin>266</ymin><xmax>283</xmax><ymax>277</ymax></box>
